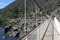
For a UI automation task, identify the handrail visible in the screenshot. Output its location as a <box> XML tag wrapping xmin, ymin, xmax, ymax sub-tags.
<box><xmin>53</xmin><ymin>17</ymin><xmax>60</xmax><ymax>35</ymax></box>
<box><xmin>18</xmin><ymin>18</ymin><xmax>51</xmax><ymax>40</ymax></box>
<box><xmin>41</xmin><ymin>19</ymin><xmax>51</xmax><ymax>40</ymax></box>
<box><xmin>54</xmin><ymin>28</ymin><xmax>60</xmax><ymax>35</ymax></box>
<box><xmin>51</xmin><ymin>19</ymin><xmax>60</xmax><ymax>40</ymax></box>
<box><xmin>52</xmin><ymin>22</ymin><xmax>60</xmax><ymax>35</ymax></box>
<box><xmin>18</xmin><ymin>21</ymin><xmax>42</xmax><ymax>40</ymax></box>
<box><xmin>19</xmin><ymin>28</ymin><xmax>35</xmax><ymax>40</ymax></box>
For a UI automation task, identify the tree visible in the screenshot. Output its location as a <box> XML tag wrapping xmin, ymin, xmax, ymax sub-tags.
<box><xmin>0</xmin><ymin>16</ymin><xmax>8</xmax><ymax>26</ymax></box>
<box><xmin>9</xmin><ymin>6</ymin><xmax>19</xmax><ymax>18</ymax></box>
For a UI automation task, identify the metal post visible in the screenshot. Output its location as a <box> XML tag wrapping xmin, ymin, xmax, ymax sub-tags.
<box><xmin>51</xmin><ymin>12</ymin><xmax>54</xmax><ymax>40</ymax></box>
<box><xmin>52</xmin><ymin>23</ymin><xmax>54</xmax><ymax>40</ymax></box>
<box><xmin>36</xmin><ymin>5</ymin><xmax>37</xmax><ymax>26</ymax></box>
<box><xmin>24</xmin><ymin>0</ymin><xmax>27</xmax><ymax>33</ymax></box>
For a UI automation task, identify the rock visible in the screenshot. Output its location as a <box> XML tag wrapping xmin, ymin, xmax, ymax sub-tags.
<box><xmin>12</xmin><ymin>26</ymin><xmax>18</xmax><ymax>30</ymax></box>
<box><xmin>5</xmin><ymin>27</ymin><xmax>9</xmax><ymax>33</ymax></box>
<box><xmin>2</xmin><ymin>36</ymin><xmax>6</xmax><ymax>39</ymax></box>
<box><xmin>5</xmin><ymin>26</ymin><xmax>12</xmax><ymax>33</ymax></box>
<box><xmin>15</xmin><ymin>32</ymin><xmax>20</xmax><ymax>38</ymax></box>
<box><xmin>14</xmin><ymin>29</ymin><xmax>18</xmax><ymax>31</ymax></box>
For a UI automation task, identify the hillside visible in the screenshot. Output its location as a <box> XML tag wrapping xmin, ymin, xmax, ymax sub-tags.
<box><xmin>0</xmin><ymin>0</ymin><xmax>60</xmax><ymax>39</ymax></box>
<box><xmin>0</xmin><ymin>0</ymin><xmax>60</xmax><ymax>16</ymax></box>
<box><xmin>0</xmin><ymin>0</ymin><xmax>60</xmax><ymax>30</ymax></box>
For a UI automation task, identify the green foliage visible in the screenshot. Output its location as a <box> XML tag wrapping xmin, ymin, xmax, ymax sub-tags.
<box><xmin>10</xmin><ymin>18</ymin><xmax>21</xmax><ymax>26</ymax></box>
<box><xmin>2</xmin><ymin>13</ymin><xmax>9</xmax><ymax>18</ymax></box>
<box><xmin>0</xmin><ymin>13</ymin><xmax>10</xmax><ymax>27</ymax></box>
<box><xmin>0</xmin><ymin>16</ymin><xmax>8</xmax><ymax>26</ymax></box>
<box><xmin>9</xmin><ymin>6</ymin><xmax>19</xmax><ymax>18</ymax></box>
<box><xmin>10</xmin><ymin>21</ymin><xmax>17</xmax><ymax>26</ymax></box>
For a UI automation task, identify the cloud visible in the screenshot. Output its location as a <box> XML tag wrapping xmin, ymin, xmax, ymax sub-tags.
<box><xmin>0</xmin><ymin>2</ymin><xmax>3</xmax><ymax>5</ymax></box>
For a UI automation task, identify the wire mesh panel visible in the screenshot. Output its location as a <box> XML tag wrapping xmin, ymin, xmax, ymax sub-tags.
<box><xmin>54</xmin><ymin>29</ymin><xmax>60</xmax><ymax>40</ymax></box>
<box><xmin>40</xmin><ymin>20</ymin><xmax>52</xmax><ymax>40</ymax></box>
<box><xmin>27</xmin><ymin>28</ymin><xmax>39</xmax><ymax>40</ymax></box>
<box><xmin>21</xmin><ymin>27</ymin><xmax>39</xmax><ymax>40</ymax></box>
<box><xmin>26</xmin><ymin>0</ymin><xmax>36</xmax><ymax>33</ymax></box>
<box><xmin>54</xmin><ymin>17</ymin><xmax>60</xmax><ymax>40</ymax></box>
<box><xmin>42</xmin><ymin>19</ymin><xmax>53</xmax><ymax>40</ymax></box>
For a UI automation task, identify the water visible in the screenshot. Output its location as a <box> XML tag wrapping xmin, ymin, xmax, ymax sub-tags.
<box><xmin>0</xmin><ymin>27</ymin><xmax>17</xmax><ymax>40</ymax></box>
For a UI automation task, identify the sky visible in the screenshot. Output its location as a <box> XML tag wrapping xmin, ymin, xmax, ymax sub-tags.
<box><xmin>0</xmin><ymin>0</ymin><xmax>15</xmax><ymax>9</ymax></box>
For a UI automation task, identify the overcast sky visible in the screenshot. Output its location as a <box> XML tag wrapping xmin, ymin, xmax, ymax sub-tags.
<box><xmin>0</xmin><ymin>0</ymin><xmax>15</xmax><ymax>9</ymax></box>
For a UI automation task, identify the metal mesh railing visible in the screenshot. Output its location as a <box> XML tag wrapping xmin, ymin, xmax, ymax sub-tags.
<box><xmin>19</xmin><ymin>18</ymin><xmax>52</xmax><ymax>40</ymax></box>
<box><xmin>19</xmin><ymin>17</ymin><xmax>60</xmax><ymax>40</ymax></box>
